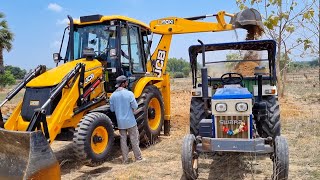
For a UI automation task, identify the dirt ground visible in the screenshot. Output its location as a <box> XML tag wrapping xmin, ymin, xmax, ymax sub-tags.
<box><xmin>1</xmin><ymin>75</ymin><xmax>319</xmax><ymax>180</ymax></box>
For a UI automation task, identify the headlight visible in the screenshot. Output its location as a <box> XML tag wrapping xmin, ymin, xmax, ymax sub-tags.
<box><xmin>236</xmin><ymin>102</ymin><xmax>248</xmax><ymax>112</ymax></box>
<box><xmin>215</xmin><ymin>103</ymin><xmax>227</xmax><ymax>112</ymax></box>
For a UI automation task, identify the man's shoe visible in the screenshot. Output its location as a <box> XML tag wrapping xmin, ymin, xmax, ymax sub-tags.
<box><xmin>136</xmin><ymin>157</ymin><xmax>146</xmax><ymax>162</ymax></box>
<box><xmin>123</xmin><ymin>160</ymin><xmax>129</xmax><ymax>164</ymax></box>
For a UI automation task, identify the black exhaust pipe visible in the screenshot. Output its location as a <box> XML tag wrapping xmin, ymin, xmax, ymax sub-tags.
<box><xmin>67</xmin><ymin>15</ymin><xmax>74</xmax><ymax>60</ymax></box>
<box><xmin>198</xmin><ymin>40</ymin><xmax>208</xmax><ymax>100</ymax></box>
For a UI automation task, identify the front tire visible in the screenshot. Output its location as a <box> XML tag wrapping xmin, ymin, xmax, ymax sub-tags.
<box><xmin>73</xmin><ymin>112</ymin><xmax>114</xmax><ymax>165</ymax></box>
<box><xmin>190</xmin><ymin>98</ymin><xmax>206</xmax><ymax>136</ymax></box>
<box><xmin>273</xmin><ymin>136</ymin><xmax>289</xmax><ymax>180</ymax></box>
<box><xmin>182</xmin><ymin>134</ymin><xmax>199</xmax><ymax>180</ymax></box>
<box><xmin>135</xmin><ymin>85</ymin><xmax>164</xmax><ymax>144</ymax></box>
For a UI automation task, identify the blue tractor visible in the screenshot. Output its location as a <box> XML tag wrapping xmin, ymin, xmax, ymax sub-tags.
<box><xmin>182</xmin><ymin>40</ymin><xmax>289</xmax><ymax>180</ymax></box>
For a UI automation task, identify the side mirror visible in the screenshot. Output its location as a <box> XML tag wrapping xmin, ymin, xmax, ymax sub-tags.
<box><xmin>53</xmin><ymin>53</ymin><xmax>61</xmax><ymax>64</ymax></box>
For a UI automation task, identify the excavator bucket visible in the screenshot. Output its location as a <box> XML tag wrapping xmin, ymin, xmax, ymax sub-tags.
<box><xmin>0</xmin><ymin>129</ymin><xmax>60</xmax><ymax>180</ymax></box>
<box><xmin>231</xmin><ymin>8</ymin><xmax>264</xmax><ymax>39</ymax></box>
<box><xmin>231</xmin><ymin>8</ymin><xmax>263</xmax><ymax>29</ymax></box>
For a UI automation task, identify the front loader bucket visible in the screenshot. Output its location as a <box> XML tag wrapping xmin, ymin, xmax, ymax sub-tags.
<box><xmin>0</xmin><ymin>129</ymin><xmax>60</xmax><ymax>180</ymax></box>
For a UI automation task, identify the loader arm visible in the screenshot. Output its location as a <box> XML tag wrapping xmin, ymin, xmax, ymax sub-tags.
<box><xmin>148</xmin><ymin>9</ymin><xmax>263</xmax><ymax>77</ymax></box>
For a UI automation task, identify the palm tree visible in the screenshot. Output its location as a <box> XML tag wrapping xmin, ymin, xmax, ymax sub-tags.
<box><xmin>0</xmin><ymin>12</ymin><xmax>14</xmax><ymax>73</ymax></box>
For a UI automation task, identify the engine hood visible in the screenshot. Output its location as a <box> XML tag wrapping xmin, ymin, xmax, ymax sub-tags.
<box><xmin>212</xmin><ymin>87</ymin><xmax>252</xmax><ymax>99</ymax></box>
<box><xmin>27</xmin><ymin>59</ymin><xmax>102</xmax><ymax>87</ymax></box>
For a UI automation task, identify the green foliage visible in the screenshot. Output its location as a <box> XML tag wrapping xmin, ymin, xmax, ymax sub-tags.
<box><xmin>4</xmin><ymin>65</ymin><xmax>27</xmax><ymax>79</ymax></box>
<box><xmin>167</xmin><ymin>57</ymin><xmax>190</xmax><ymax>78</ymax></box>
<box><xmin>280</xmin><ymin>54</ymin><xmax>319</xmax><ymax>73</ymax></box>
<box><xmin>0</xmin><ymin>12</ymin><xmax>14</xmax><ymax>73</ymax></box>
<box><xmin>0</xmin><ymin>12</ymin><xmax>14</xmax><ymax>52</ymax></box>
<box><xmin>225</xmin><ymin>52</ymin><xmax>242</xmax><ymax>69</ymax></box>
<box><xmin>0</xmin><ymin>70</ymin><xmax>15</xmax><ymax>88</ymax></box>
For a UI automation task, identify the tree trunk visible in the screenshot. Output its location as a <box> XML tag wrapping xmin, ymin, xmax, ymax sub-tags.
<box><xmin>281</xmin><ymin>55</ymin><xmax>288</xmax><ymax>97</ymax></box>
<box><xmin>276</xmin><ymin>0</ymin><xmax>283</xmax><ymax>98</ymax></box>
<box><xmin>0</xmin><ymin>48</ymin><xmax>4</xmax><ymax>74</ymax></box>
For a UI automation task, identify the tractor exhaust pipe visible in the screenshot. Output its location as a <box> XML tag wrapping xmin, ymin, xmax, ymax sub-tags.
<box><xmin>198</xmin><ymin>40</ymin><xmax>209</xmax><ymax>114</ymax></box>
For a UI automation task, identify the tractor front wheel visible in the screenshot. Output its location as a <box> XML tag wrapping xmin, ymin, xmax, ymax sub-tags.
<box><xmin>182</xmin><ymin>134</ymin><xmax>199</xmax><ymax>180</ymax></box>
<box><xmin>135</xmin><ymin>85</ymin><xmax>164</xmax><ymax>145</ymax></box>
<box><xmin>73</xmin><ymin>112</ymin><xmax>114</xmax><ymax>165</ymax></box>
<box><xmin>272</xmin><ymin>136</ymin><xmax>289</xmax><ymax>180</ymax></box>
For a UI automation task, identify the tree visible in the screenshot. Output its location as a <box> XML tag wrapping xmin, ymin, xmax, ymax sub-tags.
<box><xmin>0</xmin><ymin>12</ymin><xmax>14</xmax><ymax>74</ymax></box>
<box><xmin>4</xmin><ymin>65</ymin><xmax>27</xmax><ymax>79</ymax></box>
<box><xmin>225</xmin><ymin>52</ymin><xmax>243</xmax><ymax>70</ymax></box>
<box><xmin>0</xmin><ymin>70</ymin><xmax>15</xmax><ymax>89</ymax></box>
<box><xmin>236</xmin><ymin>0</ymin><xmax>317</xmax><ymax>97</ymax></box>
<box><xmin>167</xmin><ymin>57</ymin><xmax>191</xmax><ymax>78</ymax></box>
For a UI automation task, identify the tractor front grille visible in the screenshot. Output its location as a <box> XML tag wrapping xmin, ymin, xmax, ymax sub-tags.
<box><xmin>215</xmin><ymin>115</ymin><xmax>250</xmax><ymax>139</ymax></box>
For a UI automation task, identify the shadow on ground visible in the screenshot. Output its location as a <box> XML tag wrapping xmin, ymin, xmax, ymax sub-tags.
<box><xmin>181</xmin><ymin>153</ymin><xmax>270</xmax><ymax>180</ymax></box>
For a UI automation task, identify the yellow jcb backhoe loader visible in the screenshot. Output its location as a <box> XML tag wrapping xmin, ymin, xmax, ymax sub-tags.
<box><xmin>0</xmin><ymin>8</ymin><xmax>262</xmax><ymax>179</ymax></box>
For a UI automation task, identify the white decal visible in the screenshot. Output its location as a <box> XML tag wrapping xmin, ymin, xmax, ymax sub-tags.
<box><xmin>159</xmin><ymin>19</ymin><xmax>175</xmax><ymax>25</ymax></box>
<box><xmin>85</xmin><ymin>73</ymin><xmax>94</xmax><ymax>84</ymax></box>
<box><xmin>154</xmin><ymin>50</ymin><xmax>166</xmax><ymax>77</ymax></box>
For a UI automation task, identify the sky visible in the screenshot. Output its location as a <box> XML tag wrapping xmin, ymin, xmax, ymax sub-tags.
<box><xmin>0</xmin><ymin>0</ymin><xmax>316</xmax><ymax>70</ymax></box>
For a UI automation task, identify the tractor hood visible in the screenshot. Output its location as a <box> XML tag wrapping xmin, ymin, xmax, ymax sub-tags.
<box><xmin>212</xmin><ymin>87</ymin><xmax>252</xmax><ymax>99</ymax></box>
<box><xmin>27</xmin><ymin>59</ymin><xmax>102</xmax><ymax>87</ymax></box>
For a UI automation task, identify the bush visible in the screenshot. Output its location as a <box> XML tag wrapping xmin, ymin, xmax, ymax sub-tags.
<box><xmin>173</xmin><ymin>72</ymin><xmax>185</xmax><ymax>78</ymax></box>
<box><xmin>4</xmin><ymin>65</ymin><xmax>27</xmax><ymax>79</ymax></box>
<box><xmin>0</xmin><ymin>70</ymin><xmax>15</xmax><ymax>88</ymax></box>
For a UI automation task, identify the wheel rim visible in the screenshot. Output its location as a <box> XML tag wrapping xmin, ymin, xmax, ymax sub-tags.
<box><xmin>91</xmin><ymin>126</ymin><xmax>108</xmax><ymax>154</ymax></box>
<box><xmin>148</xmin><ymin>97</ymin><xmax>161</xmax><ymax>131</ymax></box>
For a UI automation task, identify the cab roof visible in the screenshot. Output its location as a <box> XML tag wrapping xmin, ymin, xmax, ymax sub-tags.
<box><xmin>73</xmin><ymin>15</ymin><xmax>150</xmax><ymax>29</ymax></box>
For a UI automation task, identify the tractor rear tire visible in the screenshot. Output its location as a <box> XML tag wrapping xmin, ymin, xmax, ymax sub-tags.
<box><xmin>273</xmin><ymin>136</ymin><xmax>289</xmax><ymax>180</ymax></box>
<box><xmin>182</xmin><ymin>134</ymin><xmax>199</xmax><ymax>180</ymax></box>
<box><xmin>260</xmin><ymin>96</ymin><xmax>281</xmax><ymax>138</ymax></box>
<box><xmin>190</xmin><ymin>97</ymin><xmax>206</xmax><ymax>136</ymax></box>
<box><xmin>73</xmin><ymin>112</ymin><xmax>114</xmax><ymax>165</ymax></box>
<box><xmin>135</xmin><ymin>85</ymin><xmax>164</xmax><ymax>145</ymax></box>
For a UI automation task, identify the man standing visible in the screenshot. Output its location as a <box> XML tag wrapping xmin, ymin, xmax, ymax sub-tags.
<box><xmin>110</xmin><ymin>75</ymin><xmax>143</xmax><ymax>163</ymax></box>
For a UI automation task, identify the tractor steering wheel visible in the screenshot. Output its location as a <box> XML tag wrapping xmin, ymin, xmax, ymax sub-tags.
<box><xmin>220</xmin><ymin>72</ymin><xmax>243</xmax><ymax>85</ymax></box>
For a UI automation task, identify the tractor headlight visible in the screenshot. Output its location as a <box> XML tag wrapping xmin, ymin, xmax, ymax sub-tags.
<box><xmin>236</xmin><ymin>102</ymin><xmax>248</xmax><ymax>112</ymax></box>
<box><xmin>215</xmin><ymin>103</ymin><xmax>227</xmax><ymax>112</ymax></box>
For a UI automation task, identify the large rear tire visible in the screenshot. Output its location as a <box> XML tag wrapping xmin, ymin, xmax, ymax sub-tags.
<box><xmin>190</xmin><ymin>98</ymin><xmax>206</xmax><ymax>136</ymax></box>
<box><xmin>181</xmin><ymin>134</ymin><xmax>199</xmax><ymax>180</ymax></box>
<box><xmin>259</xmin><ymin>96</ymin><xmax>281</xmax><ymax>138</ymax></box>
<box><xmin>73</xmin><ymin>112</ymin><xmax>114</xmax><ymax>165</ymax></box>
<box><xmin>273</xmin><ymin>136</ymin><xmax>289</xmax><ymax>180</ymax></box>
<box><xmin>135</xmin><ymin>85</ymin><xmax>164</xmax><ymax>145</ymax></box>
